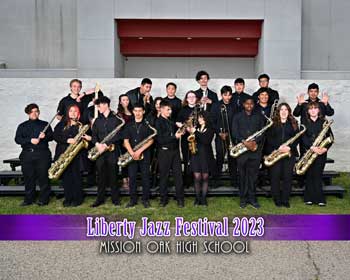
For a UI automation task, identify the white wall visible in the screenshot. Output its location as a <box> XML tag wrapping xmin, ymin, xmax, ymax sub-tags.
<box><xmin>0</xmin><ymin>78</ymin><xmax>348</xmax><ymax>171</ymax></box>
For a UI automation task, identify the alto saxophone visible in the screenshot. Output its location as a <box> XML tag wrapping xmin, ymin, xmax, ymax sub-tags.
<box><xmin>187</xmin><ymin>104</ymin><xmax>200</xmax><ymax>155</ymax></box>
<box><xmin>264</xmin><ymin>124</ymin><xmax>306</xmax><ymax>167</ymax></box>
<box><xmin>117</xmin><ymin>121</ymin><xmax>157</xmax><ymax>167</ymax></box>
<box><xmin>87</xmin><ymin>112</ymin><xmax>125</xmax><ymax>161</ymax></box>
<box><xmin>48</xmin><ymin>123</ymin><xmax>90</xmax><ymax>179</ymax></box>
<box><xmin>230</xmin><ymin>114</ymin><xmax>273</xmax><ymax>158</ymax></box>
<box><xmin>295</xmin><ymin>119</ymin><xmax>334</xmax><ymax>175</ymax></box>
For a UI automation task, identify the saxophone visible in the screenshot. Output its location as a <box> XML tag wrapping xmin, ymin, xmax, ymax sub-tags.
<box><xmin>187</xmin><ymin>105</ymin><xmax>199</xmax><ymax>155</ymax></box>
<box><xmin>87</xmin><ymin>112</ymin><xmax>125</xmax><ymax>161</ymax></box>
<box><xmin>48</xmin><ymin>123</ymin><xmax>90</xmax><ymax>179</ymax></box>
<box><xmin>264</xmin><ymin>124</ymin><xmax>306</xmax><ymax>167</ymax></box>
<box><xmin>295</xmin><ymin>119</ymin><xmax>334</xmax><ymax>175</ymax></box>
<box><xmin>117</xmin><ymin>121</ymin><xmax>157</xmax><ymax>167</ymax></box>
<box><xmin>229</xmin><ymin>114</ymin><xmax>273</xmax><ymax>158</ymax></box>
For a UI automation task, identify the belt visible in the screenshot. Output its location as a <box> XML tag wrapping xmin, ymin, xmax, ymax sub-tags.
<box><xmin>160</xmin><ymin>145</ymin><xmax>178</xmax><ymax>151</ymax></box>
<box><xmin>23</xmin><ymin>148</ymin><xmax>47</xmax><ymax>152</ymax></box>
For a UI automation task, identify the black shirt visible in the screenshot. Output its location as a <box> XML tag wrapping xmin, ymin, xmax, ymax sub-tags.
<box><xmin>92</xmin><ymin>111</ymin><xmax>124</xmax><ymax>147</ymax></box>
<box><xmin>301</xmin><ymin>118</ymin><xmax>333</xmax><ymax>151</ymax></box>
<box><xmin>163</xmin><ymin>96</ymin><xmax>182</xmax><ymax>122</ymax></box>
<box><xmin>57</xmin><ymin>93</ymin><xmax>97</xmax><ymax>119</ymax></box>
<box><xmin>125</xmin><ymin>87</ymin><xmax>153</xmax><ymax>114</ymax></box>
<box><xmin>53</xmin><ymin>121</ymin><xmax>81</xmax><ymax>160</ymax></box>
<box><xmin>265</xmin><ymin>120</ymin><xmax>300</xmax><ymax>157</ymax></box>
<box><xmin>194</xmin><ymin>88</ymin><xmax>218</xmax><ymax>112</ymax></box>
<box><xmin>254</xmin><ymin>103</ymin><xmax>272</xmax><ymax>118</ymax></box>
<box><xmin>155</xmin><ymin>116</ymin><xmax>178</xmax><ymax>149</ymax></box>
<box><xmin>293</xmin><ymin>98</ymin><xmax>335</xmax><ymax>124</ymax></box>
<box><xmin>211</xmin><ymin>101</ymin><xmax>237</xmax><ymax>135</ymax></box>
<box><xmin>176</xmin><ymin>105</ymin><xmax>195</xmax><ymax>123</ymax></box>
<box><xmin>15</xmin><ymin>119</ymin><xmax>53</xmax><ymax>151</ymax></box>
<box><xmin>231</xmin><ymin>91</ymin><xmax>251</xmax><ymax>113</ymax></box>
<box><xmin>253</xmin><ymin>87</ymin><xmax>279</xmax><ymax>105</ymax></box>
<box><xmin>123</xmin><ymin>119</ymin><xmax>155</xmax><ymax>149</ymax></box>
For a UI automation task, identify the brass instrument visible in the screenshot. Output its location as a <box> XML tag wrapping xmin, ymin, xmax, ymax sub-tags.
<box><xmin>187</xmin><ymin>105</ymin><xmax>200</xmax><ymax>155</ymax></box>
<box><xmin>117</xmin><ymin>121</ymin><xmax>157</xmax><ymax>167</ymax></box>
<box><xmin>270</xmin><ymin>99</ymin><xmax>279</xmax><ymax>119</ymax></box>
<box><xmin>295</xmin><ymin>119</ymin><xmax>334</xmax><ymax>175</ymax></box>
<box><xmin>93</xmin><ymin>83</ymin><xmax>100</xmax><ymax>120</ymax></box>
<box><xmin>48</xmin><ymin>123</ymin><xmax>90</xmax><ymax>179</ymax></box>
<box><xmin>220</xmin><ymin>104</ymin><xmax>234</xmax><ymax>152</ymax></box>
<box><xmin>264</xmin><ymin>124</ymin><xmax>306</xmax><ymax>167</ymax></box>
<box><xmin>87</xmin><ymin>112</ymin><xmax>125</xmax><ymax>161</ymax></box>
<box><xmin>229</xmin><ymin>114</ymin><xmax>273</xmax><ymax>158</ymax></box>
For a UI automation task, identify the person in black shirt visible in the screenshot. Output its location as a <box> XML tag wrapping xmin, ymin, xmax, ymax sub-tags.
<box><xmin>300</xmin><ymin>102</ymin><xmax>333</xmax><ymax>206</ymax></box>
<box><xmin>123</xmin><ymin>103</ymin><xmax>155</xmax><ymax>208</ymax></box>
<box><xmin>232</xmin><ymin>78</ymin><xmax>251</xmax><ymax>113</ymax></box>
<box><xmin>293</xmin><ymin>83</ymin><xmax>335</xmax><ymax>124</ymax></box>
<box><xmin>155</xmin><ymin>101</ymin><xmax>184</xmax><ymax>207</ymax></box>
<box><xmin>211</xmin><ymin>85</ymin><xmax>238</xmax><ymax>187</ymax></box>
<box><xmin>254</xmin><ymin>87</ymin><xmax>272</xmax><ymax>117</ymax></box>
<box><xmin>125</xmin><ymin>78</ymin><xmax>154</xmax><ymax>114</ymax></box>
<box><xmin>194</xmin><ymin>70</ymin><xmax>218</xmax><ymax>112</ymax></box>
<box><xmin>232</xmin><ymin>97</ymin><xmax>265</xmax><ymax>209</ymax></box>
<box><xmin>163</xmin><ymin>82</ymin><xmax>182</xmax><ymax>122</ymax></box>
<box><xmin>188</xmin><ymin>111</ymin><xmax>215</xmax><ymax>206</ymax></box>
<box><xmin>53</xmin><ymin>104</ymin><xmax>91</xmax><ymax>207</ymax></box>
<box><xmin>56</xmin><ymin>79</ymin><xmax>98</xmax><ymax>121</ymax></box>
<box><xmin>265</xmin><ymin>103</ymin><xmax>300</xmax><ymax>208</ymax></box>
<box><xmin>90</xmin><ymin>96</ymin><xmax>124</xmax><ymax>208</ymax></box>
<box><xmin>176</xmin><ymin>91</ymin><xmax>200</xmax><ymax>188</ymax></box>
<box><xmin>146</xmin><ymin>97</ymin><xmax>162</xmax><ymax>126</ymax></box>
<box><xmin>15</xmin><ymin>103</ymin><xmax>53</xmax><ymax>206</ymax></box>
<box><xmin>252</xmin><ymin>73</ymin><xmax>279</xmax><ymax>105</ymax></box>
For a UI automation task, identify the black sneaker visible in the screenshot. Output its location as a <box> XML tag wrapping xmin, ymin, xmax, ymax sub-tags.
<box><xmin>126</xmin><ymin>201</ymin><xmax>137</xmax><ymax>208</ymax></box>
<box><xmin>283</xmin><ymin>202</ymin><xmax>290</xmax><ymax>208</ymax></box>
<box><xmin>63</xmin><ymin>200</ymin><xmax>71</xmax><ymax>207</ymax></box>
<box><xmin>90</xmin><ymin>200</ymin><xmax>105</xmax><ymax>208</ymax></box>
<box><xmin>194</xmin><ymin>198</ymin><xmax>200</xmax><ymax>206</ymax></box>
<box><xmin>318</xmin><ymin>202</ymin><xmax>326</xmax><ymax>207</ymax></box>
<box><xmin>274</xmin><ymin>200</ymin><xmax>282</xmax><ymax>207</ymax></box>
<box><xmin>177</xmin><ymin>200</ymin><xmax>184</xmax><ymax>208</ymax></box>
<box><xmin>113</xmin><ymin>201</ymin><xmax>121</xmax><ymax>207</ymax></box>
<box><xmin>37</xmin><ymin>201</ymin><xmax>48</xmax><ymax>207</ymax></box>
<box><xmin>160</xmin><ymin>201</ymin><xmax>168</xmax><ymax>207</ymax></box>
<box><xmin>143</xmin><ymin>201</ymin><xmax>150</xmax><ymax>208</ymax></box>
<box><xmin>305</xmin><ymin>201</ymin><xmax>313</xmax><ymax>205</ymax></box>
<box><xmin>240</xmin><ymin>202</ymin><xmax>247</xmax><ymax>209</ymax></box>
<box><xmin>20</xmin><ymin>201</ymin><xmax>32</xmax><ymax>207</ymax></box>
<box><xmin>201</xmin><ymin>198</ymin><xmax>208</xmax><ymax>207</ymax></box>
<box><xmin>250</xmin><ymin>202</ymin><xmax>261</xmax><ymax>209</ymax></box>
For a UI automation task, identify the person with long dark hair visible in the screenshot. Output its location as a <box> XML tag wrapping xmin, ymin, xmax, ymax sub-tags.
<box><xmin>265</xmin><ymin>103</ymin><xmax>300</xmax><ymax>208</ymax></box>
<box><xmin>53</xmin><ymin>104</ymin><xmax>91</xmax><ymax>207</ymax></box>
<box><xmin>301</xmin><ymin>101</ymin><xmax>333</xmax><ymax>206</ymax></box>
<box><xmin>188</xmin><ymin>111</ymin><xmax>215</xmax><ymax>206</ymax></box>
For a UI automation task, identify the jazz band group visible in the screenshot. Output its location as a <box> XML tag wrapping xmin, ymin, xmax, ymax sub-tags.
<box><xmin>14</xmin><ymin>71</ymin><xmax>334</xmax><ymax>209</ymax></box>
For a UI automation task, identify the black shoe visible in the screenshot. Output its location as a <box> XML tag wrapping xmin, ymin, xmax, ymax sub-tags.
<box><xmin>71</xmin><ymin>201</ymin><xmax>82</xmax><ymax>207</ymax></box>
<box><xmin>274</xmin><ymin>200</ymin><xmax>282</xmax><ymax>207</ymax></box>
<box><xmin>91</xmin><ymin>200</ymin><xmax>104</xmax><ymax>208</ymax></box>
<box><xmin>194</xmin><ymin>198</ymin><xmax>200</xmax><ymax>206</ymax></box>
<box><xmin>126</xmin><ymin>201</ymin><xmax>137</xmax><ymax>208</ymax></box>
<box><xmin>63</xmin><ymin>200</ymin><xmax>71</xmax><ymax>207</ymax></box>
<box><xmin>37</xmin><ymin>201</ymin><xmax>48</xmax><ymax>207</ymax></box>
<box><xmin>20</xmin><ymin>201</ymin><xmax>32</xmax><ymax>207</ymax></box>
<box><xmin>113</xmin><ymin>201</ymin><xmax>121</xmax><ymax>207</ymax></box>
<box><xmin>160</xmin><ymin>201</ymin><xmax>168</xmax><ymax>207</ymax></box>
<box><xmin>283</xmin><ymin>202</ymin><xmax>290</xmax><ymax>208</ymax></box>
<box><xmin>250</xmin><ymin>201</ymin><xmax>261</xmax><ymax>209</ymax></box>
<box><xmin>177</xmin><ymin>200</ymin><xmax>184</xmax><ymax>208</ymax></box>
<box><xmin>240</xmin><ymin>202</ymin><xmax>247</xmax><ymax>209</ymax></box>
<box><xmin>201</xmin><ymin>197</ymin><xmax>208</xmax><ymax>207</ymax></box>
<box><xmin>318</xmin><ymin>202</ymin><xmax>326</xmax><ymax>207</ymax></box>
<box><xmin>143</xmin><ymin>201</ymin><xmax>150</xmax><ymax>208</ymax></box>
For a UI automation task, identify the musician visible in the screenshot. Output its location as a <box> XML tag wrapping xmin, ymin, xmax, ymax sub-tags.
<box><xmin>15</xmin><ymin>103</ymin><xmax>53</xmax><ymax>206</ymax></box>
<box><xmin>188</xmin><ymin>111</ymin><xmax>215</xmax><ymax>206</ymax></box>
<box><xmin>254</xmin><ymin>87</ymin><xmax>272</xmax><ymax>117</ymax></box>
<box><xmin>123</xmin><ymin>103</ymin><xmax>155</xmax><ymax>208</ymax></box>
<box><xmin>125</xmin><ymin>78</ymin><xmax>154</xmax><ymax>114</ymax></box>
<box><xmin>194</xmin><ymin>70</ymin><xmax>218</xmax><ymax>112</ymax></box>
<box><xmin>211</xmin><ymin>85</ymin><xmax>238</xmax><ymax>187</ymax></box>
<box><xmin>252</xmin><ymin>74</ymin><xmax>279</xmax><ymax>105</ymax></box>
<box><xmin>265</xmin><ymin>103</ymin><xmax>300</xmax><ymax>208</ymax></box>
<box><xmin>56</xmin><ymin>79</ymin><xmax>97</xmax><ymax>121</ymax></box>
<box><xmin>232</xmin><ymin>78</ymin><xmax>251</xmax><ymax>113</ymax></box>
<box><xmin>147</xmin><ymin>97</ymin><xmax>162</xmax><ymax>126</ymax></box>
<box><xmin>117</xmin><ymin>94</ymin><xmax>133</xmax><ymax>190</ymax></box>
<box><xmin>301</xmin><ymin>102</ymin><xmax>333</xmax><ymax>206</ymax></box>
<box><xmin>293</xmin><ymin>83</ymin><xmax>335</xmax><ymax>124</ymax></box>
<box><xmin>176</xmin><ymin>91</ymin><xmax>199</xmax><ymax>187</ymax></box>
<box><xmin>155</xmin><ymin>100</ymin><xmax>184</xmax><ymax>207</ymax></box>
<box><xmin>53</xmin><ymin>105</ymin><xmax>91</xmax><ymax>207</ymax></box>
<box><xmin>90</xmin><ymin>96</ymin><xmax>123</xmax><ymax>208</ymax></box>
<box><xmin>163</xmin><ymin>82</ymin><xmax>182</xmax><ymax>122</ymax></box>
<box><xmin>232</xmin><ymin>97</ymin><xmax>265</xmax><ymax>209</ymax></box>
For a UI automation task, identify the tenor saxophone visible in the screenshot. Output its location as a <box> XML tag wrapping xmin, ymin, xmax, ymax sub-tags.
<box><xmin>87</xmin><ymin>112</ymin><xmax>125</xmax><ymax>161</ymax></box>
<box><xmin>229</xmin><ymin>114</ymin><xmax>273</xmax><ymax>158</ymax></box>
<box><xmin>117</xmin><ymin>121</ymin><xmax>157</xmax><ymax>167</ymax></box>
<box><xmin>295</xmin><ymin>119</ymin><xmax>334</xmax><ymax>175</ymax></box>
<box><xmin>48</xmin><ymin>123</ymin><xmax>90</xmax><ymax>179</ymax></box>
<box><xmin>264</xmin><ymin>124</ymin><xmax>306</xmax><ymax>167</ymax></box>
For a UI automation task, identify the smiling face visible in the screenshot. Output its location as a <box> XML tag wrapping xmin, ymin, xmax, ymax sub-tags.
<box><xmin>234</xmin><ymin>82</ymin><xmax>245</xmax><ymax>93</ymax></box>
<box><xmin>198</xmin><ymin>75</ymin><xmax>209</xmax><ymax>88</ymax></box>
<box><xmin>70</xmin><ymin>81</ymin><xmax>82</xmax><ymax>95</ymax></box>
<box><xmin>155</xmin><ymin>99</ymin><xmax>162</xmax><ymax>112</ymax></box>
<box><xmin>140</xmin><ymin>83</ymin><xmax>152</xmax><ymax>94</ymax></box>
<box><xmin>161</xmin><ymin>105</ymin><xmax>172</xmax><ymax>118</ymax></box>
<box><xmin>166</xmin><ymin>85</ymin><xmax>176</xmax><ymax>98</ymax></box>
<box><xmin>28</xmin><ymin>108</ymin><xmax>40</xmax><ymax>120</ymax></box>
<box><xmin>279</xmin><ymin>105</ymin><xmax>289</xmax><ymax>120</ymax></box>
<box><xmin>259</xmin><ymin>77</ymin><xmax>269</xmax><ymax>88</ymax></box>
<box><xmin>243</xmin><ymin>99</ymin><xmax>254</xmax><ymax>113</ymax></box>
<box><xmin>222</xmin><ymin>92</ymin><xmax>232</xmax><ymax>104</ymax></box>
<box><xmin>308</xmin><ymin>105</ymin><xmax>320</xmax><ymax>118</ymax></box>
<box><xmin>186</xmin><ymin>92</ymin><xmax>197</xmax><ymax>106</ymax></box>
<box><xmin>68</xmin><ymin>106</ymin><xmax>79</xmax><ymax>121</ymax></box>
<box><xmin>308</xmin><ymin>88</ymin><xmax>319</xmax><ymax>101</ymax></box>
<box><xmin>120</xmin><ymin>96</ymin><xmax>129</xmax><ymax>108</ymax></box>
<box><xmin>98</xmin><ymin>102</ymin><xmax>109</xmax><ymax>114</ymax></box>
<box><xmin>258</xmin><ymin>91</ymin><xmax>269</xmax><ymax>105</ymax></box>
<box><xmin>133</xmin><ymin>107</ymin><xmax>145</xmax><ymax>120</ymax></box>
<box><xmin>198</xmin><ymin>115</ymin><xmax>205</xmax><ymax>126</ymax></box>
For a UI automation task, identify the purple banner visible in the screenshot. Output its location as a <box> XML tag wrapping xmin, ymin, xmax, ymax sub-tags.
<box><xmin>0</xmin><ymin>215</ymin><xmax>349</xmax><ymax>241</ymax></box>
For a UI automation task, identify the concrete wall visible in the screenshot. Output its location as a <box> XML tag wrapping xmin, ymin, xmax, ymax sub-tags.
<box><xmin>0</xmin><ymin>78</ymin><xmax>348</xmax><ymax>171</ymax></box>
<box><xmin>301</xmin><ymin>0</ymin><xmax>350</xmax><ymax>79</ymax></box>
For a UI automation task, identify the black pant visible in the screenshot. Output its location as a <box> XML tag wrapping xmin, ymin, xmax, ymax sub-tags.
<box><xmin>96</xmin><ymin>152</ymin><xmax>119</xmax><ymax>203</ymax></box>
<box><xmin>61</xmin><ymin>155</ymin><xmax>83</xmax><ymax>204</ymax></box>
<box><xmin>237</xmin><ymin>153</ymin><xmax>260</xmax><ymax>203</ymax></box>
<box><xmin>20</xmin><ymin>150</ymin><xmax>51</xmax><ymax>204</ymax></box>
<box><xmin>180</xmin><ymin>138</ymin><xmax>191</xmax><ymax>185</ymax></box>
<box><xmin>158</xmin><ymin>148</ymin><xmax>183</xmax><ymax>203</ymax></box>
<box><xmin>128</xmin><ymin>154</ymin><xmax>151</xmax><ymax>203</ymax></box>
<box><xmin>304</xmin><ymin>154</ymin><xmax>326</xmax><ymax>204</ymax></box>
<box><xmin>269</xmin><ymin>156</ymin><xmax>295</xmax><ymax>204</ymax></box>
<box><xmin>215</xmin><ymin>135</ymin><xmax>238</xmax><ymax>186</ymax></box>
